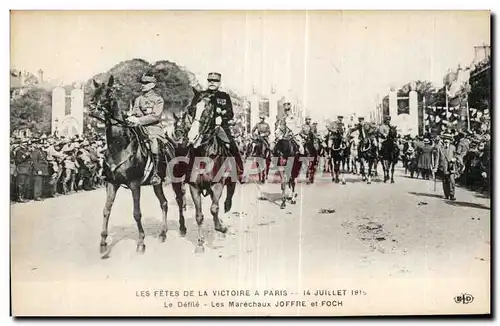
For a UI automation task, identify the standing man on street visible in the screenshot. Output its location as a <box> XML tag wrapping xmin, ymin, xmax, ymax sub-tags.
<box><xmin>15</xmin><ymin>139</ymin><xmax>32</xmax><ymax>202</ymax></box>
<box><xmin>31</xmin><ymin>138</ymin><xmax>50</xmax><ymax>201</ymax></box>
<box><xmin>432</xmin><ymin>134</ymin><xmax>458</xmax><ymax>201</ymax></box>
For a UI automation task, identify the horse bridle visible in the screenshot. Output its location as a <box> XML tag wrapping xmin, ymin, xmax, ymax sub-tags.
<box><xmin>88</xmin><ymin>89</ymin><xmax>133</xmax><ymax>129</ymax></box>
<box><xmin>329</xmin><ymin>131</ymin><xmax>346</xmax><ymax>152</ymax></box>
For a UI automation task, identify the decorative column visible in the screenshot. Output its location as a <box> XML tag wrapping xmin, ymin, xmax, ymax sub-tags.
<box><xmin>71</xmin><ymin>84</ymin><xmax>84</xmax><ymax>136</ymax></box>
<box><xmin>51</xmin><ymin>86</ymin><xmax>65</xmax><ymax>135</ymax></box>
<box><xmin>409</xmin><ymin>89</ymin><xmax>419</xmax><ymax>137</ymax></box>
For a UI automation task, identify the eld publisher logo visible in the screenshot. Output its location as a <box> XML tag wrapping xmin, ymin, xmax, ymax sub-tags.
<box><xmin>454</xmin><ymin>293</ymin><xmax>474</xmax><ymax>304</ymax></box>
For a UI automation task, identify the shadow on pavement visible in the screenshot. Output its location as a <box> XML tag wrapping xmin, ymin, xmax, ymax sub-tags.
<box><xmin>258</xmin><ymin>191</ymin><xmax>285</xmax><ymax>208</ymax></box>
<box><xmin>103</xmin><ymin>214</ymin><xmax>227</xmax><ymax>258</ymax></box>
<box><xmin>446</xmin><ymin>201</ymin><xmax>490</xmax><ymax>210</ymax></box>
<box><xmin>408</xmin><ymin>191</ymin><xmax>444</xmax><ymax>199</ymax></box>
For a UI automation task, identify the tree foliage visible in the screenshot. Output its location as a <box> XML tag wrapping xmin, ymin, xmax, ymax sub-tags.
<box><xmin>10</xmin><ymin>86</ymin><xmax>52</xmax><ymax>135</ymax></box>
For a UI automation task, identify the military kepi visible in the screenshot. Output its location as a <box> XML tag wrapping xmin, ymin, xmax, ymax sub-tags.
<box><xmin>207</xmin><ymin>72</ymin><xmax>221</xmax><ymax>81</ymax></box>
<box><xmin>141</xmin><ymin>74</ymin><xmax>157</xmax><ymax>83</ymax></box>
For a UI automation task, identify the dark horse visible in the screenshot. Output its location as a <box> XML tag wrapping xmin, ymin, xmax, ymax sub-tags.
<box><xmin>327</xmin><ymin>129</ymin><xmax>347</xmax><ymax>184</ymax></box>
<box><xmin>88</xmin><ymin>76</ymin><xmax>185</xmax><ymax>256</ymax></box>
<box><xmin>303</xmin><ymin>135</ymin><xmax>320</xmax><ymax>184</ymax></box>
<box><xmin>247</xmin><ymin>135</ymin><xmax>271</xmax><ymax>184</ymax></box>
<box><xmin>379</xmin><ymin>126</ymin><xmax>400</xmax><ymax>183</ymax></box>
<box><xmin>173</xmin><ymin>88</ymin><xmax>237</xmax><ymax>253</ymax></box>
<box><xmin>272</xmin><ymin>137</ymin><xmax>302</xmax><ymax>209</ymax></box>
<box><xmin>358</xmin><ymin>129</ymin><xmax>378</xmax><ymax>184</ymax></box>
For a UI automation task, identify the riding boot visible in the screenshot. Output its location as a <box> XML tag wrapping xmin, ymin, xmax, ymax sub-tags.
<box><xmin>150</xmin><ymin>154</ymin><xmax>162</xmax><ymax>186</ymax></box>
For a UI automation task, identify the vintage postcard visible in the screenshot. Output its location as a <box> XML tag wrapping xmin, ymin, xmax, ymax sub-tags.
<box><xmin>10</xmin><ymin>10</ymin><xmax>491</xmax><ymax>316</ymax></box>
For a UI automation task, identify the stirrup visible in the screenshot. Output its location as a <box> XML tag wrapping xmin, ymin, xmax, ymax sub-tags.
<box><xmin>150</xmin><ymin>174</ymin><xmax>161</xmax><ymax>186</ymax></box>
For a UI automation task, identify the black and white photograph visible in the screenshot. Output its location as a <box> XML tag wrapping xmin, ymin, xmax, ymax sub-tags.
<box><xmin>9</xmin><ymin>10</ymin><xmax>491</xmax><ymax>316</ymax></box>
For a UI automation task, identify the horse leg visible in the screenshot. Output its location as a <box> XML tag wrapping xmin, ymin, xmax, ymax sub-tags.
<box><xmin>290</xmin><ymin>177</ymin><xmax>297</xmax><ymax>204</ymax></box>
<box><xmin>334</xmin><ymin>159</ymin><xmax>340</xmax><ymax>183</ymax></box>
<box><xmin>340</xmin><ymin>156</ymin><xmax>346</xmax><ymax>185</ymax></box>
<box><xmin>280</xmin><ymin>171</ymin><xmax>287</xmax><ymax>209</ymax></box>
<box><xmin>210</xmin><ymin>183</ymin><xmax>228</xmax><ymax>234</ymax></box>
<box><xmin>330</xmin><ymin>157</ymin><xmax>335</xmax><ymax>182</ymax></box>
<box><xmin>100</xmin><ymin>182</ymin><xmax>120</xmax><ymax>254</ymax></box>
<box><xmin>367</xmin><ymin>161</ymin><xmax>372</xmax><ymax>184</ymax></box>
<box><xmin>224</xmin><ymin>182</ymin><xmax>236</xmax><ymax>213</ymax></box>
<box><xmin>130</xmin><ymin>181</ymin><xmax>146</xmax><ymax>253</ymax></box>
<box><xmin>171</xmin><ymin>182</ymin><xmax>187</xmax><ymax>237</ymax></box>
<box><xmin>153</xmin><ymin>184</ymin><xmax>169</xmax><ymax>242</ymax></box>
<box><xmin>360</xmin><ymin>158</ymin><xmax>366</xmax><ymax>181</ymax></box>
<box><xmin>391</xmin><ymin>161</ymin><xmax>396</xmax><ymax>183</ymax></box>
<box><xmin>189</xmin><ymin>184</ymin><xmax>205</xmax><ymax>253</ymax></box>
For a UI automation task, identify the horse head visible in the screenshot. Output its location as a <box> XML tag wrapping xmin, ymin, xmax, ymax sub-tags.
<box><xmin>185</xmin><ymin>88</ymin><xmax>215</xmax><ymax>146</ymax></box>
<box><xmin>329</xmin><ymin>130</ymin><xmax>346</xmax><ymax>152</ymax></box>
<box><xmin>88</xmin><ymin>75</ymin><xmax>122</xmax><ymax>123</ymax></box>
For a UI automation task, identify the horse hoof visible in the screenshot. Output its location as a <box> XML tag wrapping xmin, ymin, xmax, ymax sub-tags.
<box><xmin>224</xmin><ymin>201</ymin><xmax>232</xmax><ymax>213</ymax></box>
<box><xmin>179</xmin><ymin>227</ymin><xmax>187</xmax><ymax>237</ymax></box>
<box><xmin>136</xmin><ymin>244</ymin><xmax>146</xmax><ymax>254</ymax></box>
<box><xmin>391</xmin><ymin>180</ymin><xmax>395</xmax><ymax>184</ymax></box>
<box><xmin>100</xmin><ymin>244</ymin><xmax>107</xmax><ymax>254</ymax></box>
<box><xmin>342</xmin><ymin>181</ymin><xmax>346</xmax><ymax>185</ymax></box>
<box><xmin>195</xmin><ymin>245</ymin><xmax>205</xmax><ymax>254</ymax></box>
<box><xmin>280</xmin><ymin>203</ymin><xmax>286</xmax><ymax>209</ymax></box>
<box><xmin>215</xmin><ymin>225</ymin><xmax>228</xmax><ymax>234</ymax></box>
<box><xmin>367</xmin><ymin>181</ymin><xmax>371</xmax><ymax>185</ymax></box>
<box><xmin>159</xmin><ymin>235</ymin><xmax>166</xmax><ymax>243</ymax></box>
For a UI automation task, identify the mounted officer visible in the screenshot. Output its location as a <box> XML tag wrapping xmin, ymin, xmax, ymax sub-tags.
<box><xmin>126</xmin><ymin>73</ymin><xmax>166</xmax><ymax>186</ymax></box>
<box><xmin>378</xmin><ymin>115</ymin><xmax>398</xmax><ymax>149</ymax></box>
<box><xmin>299</xmin><ymin>116</ymin><xmax>314</xmax><ymax>152</ymax></box>
<box><xmin>251</xmin><ymin>114</ymin><xmax>271</xmax><ymax>150</ymax></box>
<box><xmin>204</xmin><ymin>72</ymin><xmax>245</xmax><ymax>183</ymax></box>
<box><xmin>274</xmin><ymin>101</ymin><xmax>303</xmax><ymax>154</ymax></box>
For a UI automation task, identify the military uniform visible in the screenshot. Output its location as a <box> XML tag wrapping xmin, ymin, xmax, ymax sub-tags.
<box><xmin>130</xmin><ymin>89</ymin><xmax>165</xmax><ymax>151</ymax></box>
<box><xmin>203</xmin><ymin>72</ymin><xmax>244</xmax><ymax>181</ymax></box>
<box><xmin>15</xmin><ymin>142</ymin><xmax>32</xmax><ymax>202</ymax></box>
<box><xmin>252</xmin><ymin>120</ymin><xmax>271</xmax><ymax>149</ymax></box>
<box><xmin>128</xmin><ymin>74</ymin><xmax>167</xmax><ymax>185</ymax></box>
<box><xmin>31</xmin><ymin>144</ymin><xmax>50</xmax><ymax>200</ymax></box>
<box><xmin>45</xmin><ymin>140</ymin><xmax>64</xmax><ymax>197</ymax></box>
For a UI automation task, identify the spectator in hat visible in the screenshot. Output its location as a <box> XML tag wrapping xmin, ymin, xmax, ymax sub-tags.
<box><xmin>433</xmin><ymin>134</ymin><xmax>457</xmax><ymax>200</ymax></box>
<box><xmin>30</xmin><ymin>139</ymin><xmax>50</xmax><ymax>201</ymax></box>
<box><xmin>417</xmin><ymin>138</ymin><xmax>433</xmax><ymax>180</ymax></box>
<box><xmin>15</xmin><ymin>138</ymin><xmax>32</xmax><ymax>202</ymax></box>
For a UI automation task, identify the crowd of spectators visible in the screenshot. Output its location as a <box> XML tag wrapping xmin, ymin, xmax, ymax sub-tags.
<box><xmin>10</xmin><ymin>132</ymin><xmax>106</xmax><ymax>203</ymax></box>
<box><xmin>401</xmin><ymin>127</ymin><xmax>491</xmax><ymax>195</ymax></box>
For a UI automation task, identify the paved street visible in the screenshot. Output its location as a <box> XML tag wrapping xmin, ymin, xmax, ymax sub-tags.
<box><xmin>11</xmin><ymin>166</ymin><xmax>490</xmax><ymax>316</ymax></box>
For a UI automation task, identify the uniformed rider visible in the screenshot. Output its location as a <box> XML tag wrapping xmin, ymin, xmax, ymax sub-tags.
<box><xmin>251</xmin><ymin>114</ymin><xmax>271</xmax><ymax>149</ymax></box>
<box><xmin>126</xmin><ymin>74</ymin><xmax>166</xmax><ymax>186</ymax></box>
<box><xmin>274</xmin><ymin>101</ymin><xmax>303</xmax><ymax>154</ymax></box>
<box><xmin>299</xmin><ymin>116</ymin><xmax>314</xmax><ymax>151</ymax></box>
<box><xmin>204</xmin><ymin>72</ymin><xmax>245</xmax><ymax>183</ymax></box>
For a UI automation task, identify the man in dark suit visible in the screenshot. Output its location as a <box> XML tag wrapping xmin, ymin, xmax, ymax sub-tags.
<box><xmin>31</xmin><ymin>139</ymin><xmax>50</xmax><ymax>201</ymax></box>
<box><xmin>15</xmin><ymin>139</ymin><xmax>32</xmax><ymax>202</ymax></box>
<box><xmin>432</xmin><ymin>134</ymin><xmax>457</xmax><ymax>200</ymax></box>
